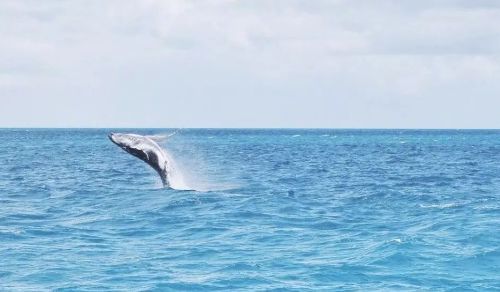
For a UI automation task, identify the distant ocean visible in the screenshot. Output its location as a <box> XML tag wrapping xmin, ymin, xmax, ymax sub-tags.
<box><xmin>1</xmin><ymin>129</ymin><xmax>499</xmax><ymax>291</ymax></box>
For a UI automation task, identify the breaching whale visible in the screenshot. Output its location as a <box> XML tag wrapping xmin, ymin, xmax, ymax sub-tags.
<box><xmin>108</xmin><ymin>133</ymin><xmax>175</xmax><ymax>187</ymax></box>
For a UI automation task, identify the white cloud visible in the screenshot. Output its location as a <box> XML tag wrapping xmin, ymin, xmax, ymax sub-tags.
<box><xmin>0</xmin><ymin>0</ymin><xmax>499</xmax><ymax>127</ymax></box>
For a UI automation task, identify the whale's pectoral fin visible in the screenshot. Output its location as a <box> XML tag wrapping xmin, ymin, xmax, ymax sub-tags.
<box><xmin>146</xmin><ymin>135</ymin><xmax>166</xmax><ymax>142</ymax></box>
<box><xmin>146</xmin><ymin>132</ymin><xmax>177</xmax><ymax>143</ymax></box>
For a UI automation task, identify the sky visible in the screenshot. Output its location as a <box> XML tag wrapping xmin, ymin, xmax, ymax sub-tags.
<box><xmin>1</xmin><ymin>0</ymin><xmax>500</xmax><ymax>128</ymax></box>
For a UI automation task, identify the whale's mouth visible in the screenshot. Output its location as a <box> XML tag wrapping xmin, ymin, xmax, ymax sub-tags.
<box><xmin>108</xmin><ymin>133</ymin><xmax>118</xmax><ymax>145</ymax></box>
<box><xmin>108</xmin><ymin>133</ymin><xmax>129</xmax><ymax>152</ymax></box>
<box><xmin>108</xmin><ymin>132</ymin><xmax>137</xmax><ymax>155</ymax></box>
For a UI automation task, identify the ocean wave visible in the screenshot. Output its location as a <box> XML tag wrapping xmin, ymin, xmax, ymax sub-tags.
<box><xmin>1</xmin><ymin>129</ymin><xmax>499</xmax><ymax>290</ymax></box>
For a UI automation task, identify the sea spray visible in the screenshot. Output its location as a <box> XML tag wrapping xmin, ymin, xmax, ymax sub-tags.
<box><xmin>162</xmin><ymin>148</ymin><xmax>191</xmax><ymax>191</ymax></box>
<box><xmin>161</xmin><ymin>138</ymin><xmax>240</xmax><ymax>192</ymax></box>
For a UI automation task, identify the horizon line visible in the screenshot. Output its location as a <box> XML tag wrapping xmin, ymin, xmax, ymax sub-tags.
<box><xmin>1</xmin><ymin>127</ymin><xmax>499</xmax><ymax>130</ymax></box>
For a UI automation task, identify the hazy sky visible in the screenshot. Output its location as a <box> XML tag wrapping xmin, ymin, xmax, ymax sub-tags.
<box><xmin>1</xmin><ymin>0</ymin><xmax>500</xmax><ymax>128</ymax></box>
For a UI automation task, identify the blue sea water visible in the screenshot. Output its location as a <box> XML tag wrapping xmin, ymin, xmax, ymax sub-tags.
<box><xmin>0</xmin><ymin>129</ymin><xmax>499</xmax><ymax>291</ymax></box>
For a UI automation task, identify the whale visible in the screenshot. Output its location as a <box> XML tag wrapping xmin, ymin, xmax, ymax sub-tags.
<box><xmin>108</xmin><ymin>133</ymin><xmax>173</xmax><ymax>187</ymax></box>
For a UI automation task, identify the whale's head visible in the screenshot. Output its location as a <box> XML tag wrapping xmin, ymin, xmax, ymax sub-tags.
<box><xmin>108</xmin><ymin>132</ymin><xmax>150</xmax><ymax>159</ymax></box>
<box><xmin>109</xmin><ymin>133</ymin><xmax>141</xmax><ymax>149</ymax></box>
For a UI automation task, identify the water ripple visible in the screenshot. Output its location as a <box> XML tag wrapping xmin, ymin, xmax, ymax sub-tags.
<box><xmin>0</xmin><ymin>129</ymin><xmax>499</xmax><ymax>290</ymax></box>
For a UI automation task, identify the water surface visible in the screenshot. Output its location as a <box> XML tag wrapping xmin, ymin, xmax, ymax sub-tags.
<box><xmin>1</xmin><ymin>129</ymin><xmax>499</xmax><ymax>290</ymax></box>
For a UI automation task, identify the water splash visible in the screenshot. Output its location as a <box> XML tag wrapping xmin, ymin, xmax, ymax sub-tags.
<box><xmin>165</xmin><ymin>151</ymin><xmax>239</xmax><ymax>192</ymax></box>
<box><xmin>163</xmin><ymin>149</ymin><xmax>191</xmax><ymax>191</ymax></box>
<box><xmin>161</xmin><ymin>142</ymin><xmax>239</xmax><ymax>192</ymax></box>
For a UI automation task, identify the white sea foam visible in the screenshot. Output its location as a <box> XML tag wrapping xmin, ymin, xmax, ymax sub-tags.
<box><xmin>161</xmin><ymin>145</ymin><xmax>239</xmax><ymax>192</ymax></box>
<box><xmin>390</xmin><ymin>238</ymin><xmax>403</xmax><ymax>244</ymax></box>
<box><xmin>419</xmin><ymin>202</ymin><xmax>459</xmax><ymax>209</ymax></box>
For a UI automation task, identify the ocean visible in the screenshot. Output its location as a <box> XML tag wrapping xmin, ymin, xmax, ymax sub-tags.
<box><xmin>0</xmin><ymin>129</ymin><xmax>499</xmax><ymax>291</ymax></box>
